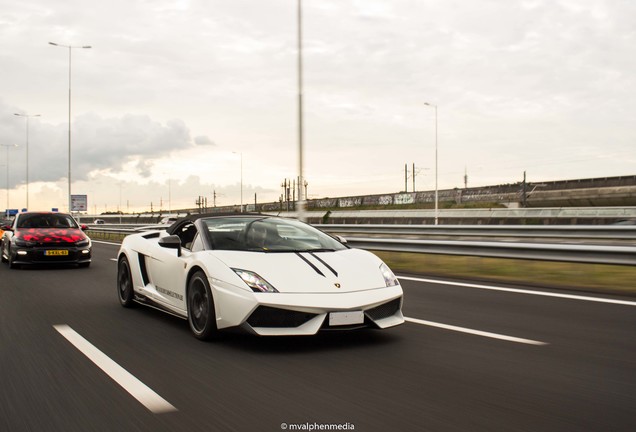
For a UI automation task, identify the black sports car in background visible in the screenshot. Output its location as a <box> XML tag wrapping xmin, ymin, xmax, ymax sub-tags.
<box><xmin>1</xmin><ymin>212</ymin><xmax>92</xmax><ymax>269</ymax></box>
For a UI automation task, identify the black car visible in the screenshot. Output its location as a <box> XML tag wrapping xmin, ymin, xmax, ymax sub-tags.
<box><xmin>1</xmin><ymin>212</ymin><xmax>92</xmax><ymax>269</ymax></box>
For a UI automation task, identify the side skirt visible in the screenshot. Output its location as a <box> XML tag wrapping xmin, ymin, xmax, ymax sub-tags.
<box><xmin>134</xmin><ymin>294</ymin><xmax>188</xmax><ymax>320</ymax></box>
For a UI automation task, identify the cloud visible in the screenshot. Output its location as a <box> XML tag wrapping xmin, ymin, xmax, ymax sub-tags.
<box><xmin>194</xmin><ymin>135</ymin><xmax>215</xmax><ymax>146</ymax></box>
<box><xmin>0</xmin><ymin>101</ymin><xmax>200</xmax><ymax>187</ymax></box>
<box><xmin>134</xmin><ymin>159</ymin><xmax>154</xmax><ymax>178</ymax></box>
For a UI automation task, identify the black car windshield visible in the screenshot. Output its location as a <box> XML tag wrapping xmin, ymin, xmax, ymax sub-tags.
<box><xmin>17</xmin><ymin>213</ymin><xmax>79</xmax><ymax>229</ymax></box>
<box><xmin>201</xmin><ymin>217</ymin><xmax>347</xmax><ymax>252</ymax></box>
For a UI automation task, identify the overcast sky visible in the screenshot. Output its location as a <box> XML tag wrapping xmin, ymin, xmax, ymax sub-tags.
<box><xmin>1</xmin><ymin>0</ymin><xmax>634</xmax><ymax>213</ymax></box>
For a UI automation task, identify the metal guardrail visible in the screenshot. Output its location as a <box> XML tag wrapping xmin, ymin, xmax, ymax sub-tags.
<box><xmin>87</xmin><ymin>224</ymin><xmax>636</xmax><ymax>266</ymax></box>
<box><xmin>277</xmin><ymin>207</ymin><xmax>636</xmax><ymax>221</ymax></box>
<box><xmin>318</xmin><ymin>207</ymin><xmax>636</xmax><ymax>218</ymax></box>
<box><xmin>343</xmin><ymin>238</ymin><xmax>636</xmax><ymax>266</ymax></box>
<box><xmin>317</xmin><ymin>224</ymin><xmax>636</xmax><ymax>244</ymax></box>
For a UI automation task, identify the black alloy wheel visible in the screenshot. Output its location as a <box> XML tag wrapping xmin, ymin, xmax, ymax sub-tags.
<box><xmin>187</xmin><ymin>270</ymin><xmax>218</xmax><ymax>340</ymax></box>
<box><xmin>117</xmin><ymin>256</ymin><xmax>135</xmax><ymax>307</ymax></box>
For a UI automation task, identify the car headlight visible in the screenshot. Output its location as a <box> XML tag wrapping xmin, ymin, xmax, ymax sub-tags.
<box><xmin>76</xmin><ymin>239</ymin><xmax>91</xmax><ymax>247</ymax></box>
<box><xmin>380</xmin><ymin>262</ymin><xmax>399</xmax><ymax>287</ymax></box>
<box><xmin>14</xmin><ymin>238</ymin><xmax>36</xmax><ymax>247</ymax></box>
<box><xmin>232</xmin><ymin>269</ymin><xmax>279</xmax><ymax>293</ymax></box>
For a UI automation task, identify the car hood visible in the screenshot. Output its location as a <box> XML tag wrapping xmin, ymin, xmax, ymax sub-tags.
<box><xmin>16</xmin><ymin>228</ymin><xmax>87</xmax><ymax>243</ymax></box>
<box><xmin>210</xmin><ymin>248</ymin><xmax>390</xmax><ymax>294</ymax></box>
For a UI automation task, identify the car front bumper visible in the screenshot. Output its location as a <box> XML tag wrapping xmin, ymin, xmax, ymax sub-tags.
<box><xmin>212</xmin><ymin>281</ymin><xmax>404</xmax><ymax>336</ymax></box>
<box><xmin>10</xmin><ymin>245</ymin><xmax>92</xmax><ymax>266</ymax></box>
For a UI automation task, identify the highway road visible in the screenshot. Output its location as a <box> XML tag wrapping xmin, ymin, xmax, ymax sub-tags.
<box><xmin>1</xmin><ymin>241</ymin><xmax>635</xmax><ymax>432</ymax></box>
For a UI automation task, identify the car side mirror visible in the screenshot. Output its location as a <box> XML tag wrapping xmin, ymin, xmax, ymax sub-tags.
<box><xmin>1</xmin><ymin>225</ymin><xmax>12</xmax><ymax>231</ymax></box>
<box><xmin>81</xmin><ymin>224</ymin><xmax>89</xmax><ymax>231</ymax></box>
<box><xmin>159</xmin><ymin>235</ymin><xmax>182</xmax><ymax>256</ymax></box>
<box><xmin>335</xmin><ymin>235</ymin><xmax>347</xmax><ymax>244</ymax></box>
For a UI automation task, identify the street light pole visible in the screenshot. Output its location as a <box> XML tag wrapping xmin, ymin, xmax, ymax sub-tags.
<box><xmin>232</xmin><ymin>152</ymin><xmax>243</xmax><ymax>212</ymax></box>
<box><xmin>424</xmin><ymin>102</ymin><xmax>439</xmax><ymax>225</ymax></box>
<box><xmin>49</xmin><ymin>42</ymin><xmax>91</xmax><ymax>212</ymax></box>
<box><xmin>1</xmin><ymin>144</ymin><xmax>18</xmax><ymax>212</ymax></box>
<box><xmin>14</xmin><ymin>113</ymin><xmax>41</xmax><ymax>209</ymax></box>
<box><xmin>296</xmin><ymin>0</ymin><xmax>306</xmax><ymax>221</ymax></box>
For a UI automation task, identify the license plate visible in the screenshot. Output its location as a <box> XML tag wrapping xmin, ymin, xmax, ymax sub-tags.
<box><xmin>45</xmin><ymin>250</ymin><xmax>69</xmax><ymax>256</ymax></box>
<box><xmin>329</xmin><ymin>310</ymin><xmax>364</xmax><ymax>326</ymax></box>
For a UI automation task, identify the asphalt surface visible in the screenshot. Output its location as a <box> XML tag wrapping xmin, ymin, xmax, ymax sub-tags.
<box><xmin>1</xmin><ymin>241</ymin><xmax>635</xmax><ymax>432</ymax></box>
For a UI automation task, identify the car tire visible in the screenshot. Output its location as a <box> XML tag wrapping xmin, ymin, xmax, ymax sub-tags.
<box><xmin>7</xmin><ymin>248</ymin><xmax>18</xmax><ymax>269</ymax></box>
<box><xmin>117</xmin><ymin>256</ymin><xmax>135</xmax><ymax>307</ymax></box>
<box><xmin>187</xmin><ymin>270</ymin><xmax>218</xmax><ymax>340</ymax></box>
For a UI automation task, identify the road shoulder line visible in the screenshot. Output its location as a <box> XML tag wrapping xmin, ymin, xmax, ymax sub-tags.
<box><xmin>399</xmin><ymin>276</ymin><xmax>636</xmax><ymax>306</ymax></box>
<box><xmin>405</xmin><ymin>317</ymin><xmax>548</xmax><ymax>345</ymax></box>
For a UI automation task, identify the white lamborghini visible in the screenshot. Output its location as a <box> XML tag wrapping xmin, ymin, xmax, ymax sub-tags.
<box><xmin>116</xmin><ymin>214</ymin><xmax>404</xmax><ymax>340</ymax></box>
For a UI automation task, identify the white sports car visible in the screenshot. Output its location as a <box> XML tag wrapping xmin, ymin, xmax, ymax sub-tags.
<box><xmin>116</xmin><ymin>214</ymin><xmax>404</xmax><ymax>340</ymax></box>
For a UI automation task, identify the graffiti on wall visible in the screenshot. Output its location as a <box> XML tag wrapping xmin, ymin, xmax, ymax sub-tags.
<box><xmin>338</xmin><ymin>197</ymin><xmax>363</xmax><ymax>208</ymax></box>
<box><xmin>394</xmin><ymin>193</ymin><xmax>415</xmax><ymax>205</ymax></box>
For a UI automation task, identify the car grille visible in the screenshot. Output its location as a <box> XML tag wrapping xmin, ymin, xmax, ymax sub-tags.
<box><xmin>247</xmin><ymin>306</ymin><xmax>317</xmax><ymax>328</ymax></box>
<box><xmin>365</xmin><ymin>298</ymin><xmax>402</xmax><ymax>321</ymax></box>
<box><xmin>34</xmin><ymin>241</ymin><xmax>76</xmax><ymax>247</ymax></box>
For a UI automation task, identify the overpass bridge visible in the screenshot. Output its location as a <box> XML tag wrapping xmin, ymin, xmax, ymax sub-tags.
<box><xmin>79</xmin><ymin>175</ymin><xmax>636</xmax><ymax>225</ymax></box>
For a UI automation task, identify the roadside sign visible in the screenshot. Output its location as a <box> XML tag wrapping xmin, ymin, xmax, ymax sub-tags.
<box><xmin>71</xmin><ymin>195</ymin><xmax>88</xmax><ymax>212</ymax></box>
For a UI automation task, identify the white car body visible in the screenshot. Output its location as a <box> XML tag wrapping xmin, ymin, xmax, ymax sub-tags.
<box><xmin>116</xmin><ymin>214</ymin><xmax>404</xmax><ymax>339</ymax></box>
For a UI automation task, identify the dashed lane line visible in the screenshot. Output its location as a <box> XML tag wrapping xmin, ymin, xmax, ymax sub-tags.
<box><xmin>53</xmin><ymin>324</ymin><xmax>177</xmax><ymax>414</ymax></box>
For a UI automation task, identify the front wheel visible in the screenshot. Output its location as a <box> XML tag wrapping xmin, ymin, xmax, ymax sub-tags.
<box><xmin>0</xmin><ymin>240</ymin><xmax>7</xmax><ymax>263</ymax></box>
<box><xmin>7</xmin><ymin>247</ymin><xmax>18</xmax><ymax>269</ymax></box>
<box><xmin>187</xmin><ymin>271</ymin><xmax>218</xmax><ymax>340</ymax></box>
<box><xmin>117</xmin><ymin>256</ymin><xmax>135</xmax><ymax>307</ymax></box>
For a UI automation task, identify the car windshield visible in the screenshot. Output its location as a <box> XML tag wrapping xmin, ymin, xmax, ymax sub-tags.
<box><xmin>17</xmin><ymin>213</ymin><xmax>79</xmax><ymax>229</ymax></box>
<box><xmin>201</xmin><ymin>217</ymin><xmax>347</xmax><ymax>252</ymax></box>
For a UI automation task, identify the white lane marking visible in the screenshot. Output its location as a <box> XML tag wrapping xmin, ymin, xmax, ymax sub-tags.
<box><xmin>91</xmin><ymin>240</ymin><xmax>121</xmax><ymax>246</ymax></box>
<box><xmin>110</xmin><ymin>258</ymin><xmax>118</xmax><ymax>262</ymax></box>
<box><xmin>404</xmin><ymin>317</ymin><xmax>548</xmax><ymax>346</ymax></box>
<box><xmin>398</xmin><ymin>276</ymin><xmax>636</xmax><ymax>307</ymax></box>
<box><xmin>53</xmin><ymin>325</ymin><xmax>177</xmax><ymax>414</ymax></box>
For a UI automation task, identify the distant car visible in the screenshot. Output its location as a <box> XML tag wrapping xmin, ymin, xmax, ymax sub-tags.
<box><xmin>116</xmin><ymin>214</ymin><xmax>404</xmax><ymax>340</ymax></box>
<box><xmin>160</xmin><ymin>216</ymin><xmax>178</xmax><ymax>225</ymax></box>
<box><xmin>1</xmin><ymin>212</ymin><xmax>92</xmax><ymax>269</ymax></box>
<box><xmin>94</xmin><ymin>219</ymin><xmax>106</xmax><ymax>224</ymax></box>
<box><xmin>0</xmin><ymin>219</ymin><xmax>11</xmax><ymax>240</ymax></box>
<box><xmin>613</xmin><ymin>219</ymin><xmax>636</xmax><ymax>225</ymax></box>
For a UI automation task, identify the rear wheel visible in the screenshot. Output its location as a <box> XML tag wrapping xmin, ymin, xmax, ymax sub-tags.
<box><xmin>117</xmin><ymin>256</ymin><xmax>135</xmax><ymax>307</ymax></box>
<box><xmin>187</xmin><ymin>271</ymin><xmax>218</xmax><ymax>340</ymax></box>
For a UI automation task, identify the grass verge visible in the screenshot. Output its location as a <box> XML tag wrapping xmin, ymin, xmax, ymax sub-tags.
<box><xmin>88</xmin><ymin>231</ymin><xmax>128</xmax><ymax>243</ymax></box>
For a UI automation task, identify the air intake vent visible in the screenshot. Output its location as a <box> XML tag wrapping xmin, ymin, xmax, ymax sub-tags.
<box><xmin>247</xmin><ymin>306</ymin><xmax>317</xmax><ymax>328</ymax></box>
<box><xmin>365</xmin><ymin>298</ymin><xmax>401</xmax><ymax>321</ymax></box>
<box><xmin>137</xmin><ymin>253</ymin><xmax>150</xmax><ymax>285</ymax></box>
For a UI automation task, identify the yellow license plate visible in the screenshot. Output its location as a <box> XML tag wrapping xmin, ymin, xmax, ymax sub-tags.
<box><xmin>45</xmin><ymin>250</ymin><xmax>69</xmax><ymax>256</ymax></box>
